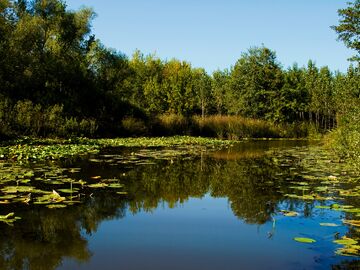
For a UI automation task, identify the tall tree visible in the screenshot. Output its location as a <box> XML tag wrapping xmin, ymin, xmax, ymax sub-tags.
<box><xmin>211</xmin><ymin>69</ymin><xmax>230</xmax><ymax>115</ymax></box>
<box><xmin>277</xmin><ymin>64</ymin><xmax>308</xmax><ymax>122</ymax></box>
<box><xmin>193</xmin><ymin>68</ymin><xmax>211</xmax><ymax>118</ymax></box>
<box><xmin>230</xmin><ymin>46</ymin><xmax>283</xmax><ymax>120</ymax></box>
<box><xmin>332</xmin><ymin>0</ymin><xmax>360</xmax><ymax>61</ymax></box>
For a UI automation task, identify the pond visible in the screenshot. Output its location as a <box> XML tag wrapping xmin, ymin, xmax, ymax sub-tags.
<box><xmin>0</xmin><ymin>140</ymin><xmax>359</xmax><ymax>270</ymax></box>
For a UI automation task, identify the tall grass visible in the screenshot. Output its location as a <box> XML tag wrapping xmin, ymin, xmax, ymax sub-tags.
<box><xmin>193</xmin><ymin>115</ymin><xmax>281</xmax><ymax>139</ymax></box>
<box><xmin>154</xmin><ymin>114</ymin><xmax>312</xmax><ymax>139</ymax></box>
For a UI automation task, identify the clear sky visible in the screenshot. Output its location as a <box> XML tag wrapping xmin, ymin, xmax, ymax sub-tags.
<box><xmin>66</xmin><ymin>0</ymin><xmax>354</xmax><ymax>73</ymax></box>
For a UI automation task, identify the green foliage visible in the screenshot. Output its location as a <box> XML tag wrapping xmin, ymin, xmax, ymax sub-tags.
<box><xmin>229</xmin><ymin>46</ymin><xmax>284</xmax><ymax>120</ymax></box>
<box><xmin>0</xmin><ymin>136</ymin><xmax>234</xmax><ymax>161</ymax></box>
<box><xmin>0</xmin><ymin>0</ymin><xmax>358</xmax><ymax>141</ymax></box>
<box><xmin>294</xmin><ymin>237</ymin><xmax>316</xmax><ymax>244</ymax></box>
<box><xmin>332</xmin><ymin>0</ymin><xmax>360</xmax><ymax>61</ymax></box>
<box><xmin>0</xmin><ymin>99</ymin><xmax>98</xmax><ymax>138</ymax></box>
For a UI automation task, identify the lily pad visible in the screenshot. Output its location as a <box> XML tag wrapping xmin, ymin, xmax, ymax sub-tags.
<box><xmin>108</xmin><ymin>183</ymin><xmax>123</xmax><ymax>189</ymax></box>
<box><xmin>281</xmin><ymin>210</ymin><xmax>299</xmax><ymax>217</ymax></box>
<box><xmin>294</xmin><ymin>237</ymin><xmax>316</xmax><ymax>243</ymax></box>
<box><xmin>87</xmin><ymin>183</ymin><xmax>108</xmax><ymax>188</ymax></box>
<box><xmin>315</xmin><ymin>205</ymin><xmax>331</xmax><ymax>209</ymax></box>
<box><xmin>46</xmin><ymin>204</ymin><xmax>67</xmax><ymax>209</ymax></box>
<box><xmin>320</xmin><ymin>223</ymin><xmax>340</xmax><ymax>227</ymax></box>
<box><xmin>343</xmin><ymin>220</ymin><xmax>360</xmax><ymax>227</ymax></box>
<box><xmin>333</xmin><ymin>237</ymin><xmax>357</xmax><ymax>246</ymax></box>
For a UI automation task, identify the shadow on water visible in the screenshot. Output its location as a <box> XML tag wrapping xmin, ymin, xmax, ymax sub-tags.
<box><xmin>0</xmin><ymin>140</ymin><xmax>359</xmax><ymax>269</ymax></box>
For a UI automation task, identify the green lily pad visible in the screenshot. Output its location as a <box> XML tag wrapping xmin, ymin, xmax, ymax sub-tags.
<box><xmin>87</xmin><ymin>183</ymin><xmax>108</xmax><ymax>188</ymax></box>
<box><xmin>0</xmin><ymin>195</ymin><xmax>17</xmax><ymax>200</ymax></box>
<box><xmin>333</xmin><ymin>237</ymin><xmax>357</xmax><ymax>245</ymax></box>
<box><xmin>320</xmin><ymin>223</ymin><xmax>340</xmax><ymax>227</ymax></box>
<box><xmin>294</xmin><ymin>237</ymin><xmax>316</xmax><ymax>243</ymax></box>
<box><xmin>343</xmin><ymin>220</ymin><xmax>360</xmax><ymax>227</ymax></box>
<box><xmin>1</xmin><ymin>186</ymin><xmax>34</xmax><ymax>193</ymax></box>
<box><xmin>58</xmin><ymin>188</ymin><xmax>79</xmax><ymax>194</ymax></box>
<box><xmin>0</xmin><ymin>212</ymin><xmax>15</xmax><ymax>219</ymax></box>
<box><xmin>108</xmin><ymin>183</ymin><xmax>123</xmax><ymax>188</ymax></box>
<box><xmin>46</xmin><ymin>204</ymin><xmax>67</xmax><ymax>209</ymax></box>
<box><xmin>281</xmin><ymin>210</ymin><xmax>299</xmax><ymax>217</ymax></box>
<box><xmin>335</xmin><ymin>245</ymin><xmax>360</xmax><ymax>257</ymax></box>
<box><xmin>315</xmin><ymin>205</ymin><xmax>331</xmax><ymax>209</ymax></box>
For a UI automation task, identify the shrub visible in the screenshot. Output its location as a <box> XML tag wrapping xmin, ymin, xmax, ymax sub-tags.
<box><xmin>121</xmin><ymin>117</ymin><xmax>147</xmax><ymax>136</ymax></box>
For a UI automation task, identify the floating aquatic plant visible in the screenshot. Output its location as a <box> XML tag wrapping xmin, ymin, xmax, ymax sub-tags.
<box><xmin>294</xmin><ymin>237</ymin><xmax>316</xmax><ymax>243</ymax></box>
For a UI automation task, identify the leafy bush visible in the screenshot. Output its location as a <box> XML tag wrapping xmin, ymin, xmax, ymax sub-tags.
<box><xmin>121</xmin><ymin>117</ymin><xmax>147</xmax><ymax>136</ymax></box>
<box><xmin>0</xmin><ymin>99</ymin><xmax>98</xmax><ymax>138</ymax></box>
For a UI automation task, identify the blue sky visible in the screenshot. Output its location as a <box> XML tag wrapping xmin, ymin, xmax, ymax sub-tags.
<box><xmin>66</xmin><ymin>0</ymin><xmax>353</xmax><ymax>73</ymax></box>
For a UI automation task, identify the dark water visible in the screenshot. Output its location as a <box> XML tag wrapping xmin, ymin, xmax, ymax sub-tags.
<box><xmin>1</xmin><ymin>140</ymin><xmax>360</xmax><ymax>270</ymax></box>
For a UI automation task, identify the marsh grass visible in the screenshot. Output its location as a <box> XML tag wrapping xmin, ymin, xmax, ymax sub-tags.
<box><xmin>154</xmin><ymin>115</ymin><xmax>312</xmax><ymax>139</ymax></box>
<box><xmin>193</xmin><ymin>115</ymin><xmax>281</xmax><ymax>139</ymax></box>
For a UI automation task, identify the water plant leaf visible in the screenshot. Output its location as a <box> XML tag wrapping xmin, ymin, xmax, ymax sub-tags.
<box><xmin>46</xmin><ymin>204</ymin><xmax>67</xmax><ymax>209</ymax></box>
<box><xmin>320</xmin><ymin>223</ymin><xmax>340</xmax><ymax>227</ymax></box>
<box><xmin>58</xmin><ymin>188</ymin><xmax>79</xmax><ymax>194</ymax></box>
<box><xmin>281</xmin><ymin>210</ymin><xmax>299</xmax><ymax>217</ymax></box>
<box><xmin>333</xmin><ymin>237</ymin><xmax>357</xmax><ymax>245</ymax></box>
<box><xmin>343</xmin><ymin>220</ymin><xmax>360</xmax><ymax>227</ymax></box>
<box><xmin>294</xmin><ymin>237</ymin><xmax>316</xmax><ymax>243</ymax></box>
<box><xmin>0</xmin><ymin>195</ymin><xmax>17</xmax><ymax>200</ymax></box>
<box><xmin>335</xmin><ymin>246</ymin><xmax>360</xmax><ymax>257</ymax></box>
<box><xmin>1</xmin><ymin>186</ymin><xmax>34</xmax><ymax>193</ymax></box>
<box><xmin>87</xmin><ymin>183</ymin><xmax>108</xmax><ymax>188</ymax></box>
<box><xmin>315</xmin><ymin>205</ymin><xmax>331</xmax><ymax>209</ymax></box>
<box><xmin>0</xmin><ymin>212</ymin><xmax>21</xmax><ymax>225</ymax></box>
<box><xmin>107</xmin><ymin>183</ymin><xmax>123</xmax><ymax>188</ymax></box>
<box><xmin>0</xmin><ymin>212</ymin><xmax>14</xmax><ymax>219</ymax></box>
<box><xmin>68</xmin><ymin>168</ymin><xmax>81</xmax><ymax>173</ymax></box>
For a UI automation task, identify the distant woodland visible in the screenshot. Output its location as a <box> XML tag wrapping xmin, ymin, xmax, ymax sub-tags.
<box><xmin>0</xmin><ymin>0</ymin><xmax>359</xmax><ymax>150</ymax></box>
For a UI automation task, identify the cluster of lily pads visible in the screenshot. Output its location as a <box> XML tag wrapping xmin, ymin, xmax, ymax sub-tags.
<box><xmin>91</xmin><ymin>136</ymin><xmax>235</xmax><ymax>148</ymax></box>
<box><xmin>89</xmin><ymin>148</ymin><xmax>204</xmax><ymax>167</ymax></box>
<box><xmin>0</xmin><ymin>162</ymin><xmax>127</xmax><ymax>223</ymax></box>
<box><xmin>0</xmin><ymin>136</ymin><xmax>232</xmax><ymax>226</ymax></box>
<box><xmin>0</xmin><ymin>136</ymin><xmax>234</xmax><ymax>161</ymax></box>
<box><xmin>273</xmin><ymin>146</ymin><xmax>360</xmax><ymax>257</ymax></box>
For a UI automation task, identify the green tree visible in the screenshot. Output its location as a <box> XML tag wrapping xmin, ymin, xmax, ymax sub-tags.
<box><xmin>230</xmin><ymin>46</ymin><xmax>283</xmax><ymax>120</ymax></box>
<box><xmin>332</xmin><ymin>0</ymin><xmax>360</xmax><ymax>61</ymax></box>
<box><xmin>193</xmin><ymin>68</ymin><xmax>212</xmax><ymax>118</ymax></box>
<box><xmin>211</xmin><ymin>69</ymin><xmax>231</xmax><ymax>115</ymax></box>
<box><xmin>304</xmin><ymin>60</ymin><xmax>319</xmax><ymax>123</ymax></box>
<box><xmin>277</xmin><ymin>64</ymin><xmax>309</xmax><ymax>122</ymax></box>
<box><xmin>162</xmin><ymin>59</ymin><xmax>198</xmax><ymax>116</ymax></box>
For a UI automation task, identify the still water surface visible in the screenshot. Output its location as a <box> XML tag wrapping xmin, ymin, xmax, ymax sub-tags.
<box><xmin>1</xmin><ymin>140</ymin><xmax>360</xmax><ymax>270</ymax></box>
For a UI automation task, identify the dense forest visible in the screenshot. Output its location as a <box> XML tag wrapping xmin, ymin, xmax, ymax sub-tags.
<box><xmin>0</xmin><ymin>0</ymin><xmax>359</xmax><ymax>145</ymax></box>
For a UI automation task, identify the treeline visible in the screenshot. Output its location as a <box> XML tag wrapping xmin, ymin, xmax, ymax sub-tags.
<box><xmin>0</xmin><ymin>0</ymin><xmax>359</xmax><ymax>139</ymax></box>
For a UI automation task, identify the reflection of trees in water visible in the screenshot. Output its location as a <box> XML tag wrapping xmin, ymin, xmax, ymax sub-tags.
<box><xmin>0</xmin><ymin>194</ymin><xmax>127</xmax><ymax>270</ymax></box>
<box><xmin>209</xmin><ymin>157</ymin><xmax>286</xmax><ymax>224</ymax></box>
<box><xmin>0</xmin><ymin>147</ymin><xmax>313</xmax><ymax>269</ymax></box>
<box><xmin>124</xmin><ymin>155</ymin><xmax>291</xmax><ymax>224</ymax></box>
<box><xmin>332</xmin><ymin>259</ymin><xmax>360</xmax><ymax>269</ymax></box>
